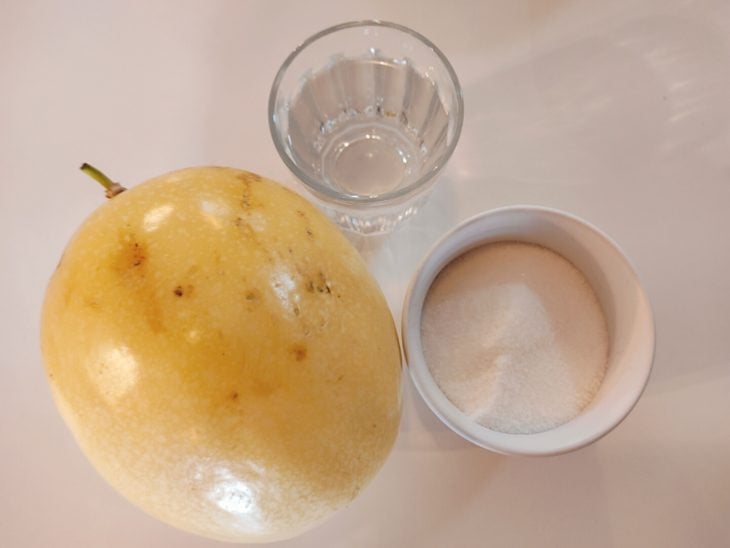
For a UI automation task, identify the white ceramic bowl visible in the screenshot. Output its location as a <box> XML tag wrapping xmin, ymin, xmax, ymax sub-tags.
<box><xmin>402</xmin><ymin>206</ymin><xmax>655</xmax><ymax>456</ymax></box>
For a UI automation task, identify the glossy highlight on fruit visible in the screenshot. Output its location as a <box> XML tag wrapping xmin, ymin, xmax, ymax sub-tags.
<box><xmin>41</xmin><ymin>167</ymin><xmax>402</xmax><ymax>543</ymax></box>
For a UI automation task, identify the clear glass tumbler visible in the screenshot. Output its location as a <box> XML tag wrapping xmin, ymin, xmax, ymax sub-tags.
<box><xmin>269</xmin><ymin>20</ymin><xmax>463</xmax><ymax>235</ymax></box>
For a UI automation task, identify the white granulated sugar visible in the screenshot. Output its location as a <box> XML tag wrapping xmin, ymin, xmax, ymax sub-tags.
<box><xmin>421</xmin><ymin>242</ymin><xmax>609</xmax><ymax>434</ymax></box>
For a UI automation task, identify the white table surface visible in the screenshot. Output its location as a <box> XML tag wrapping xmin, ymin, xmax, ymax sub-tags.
<box><xmin>3</xmin><ymin>1</ymin><xmax>729</xmax><ymax>546</ymax></box>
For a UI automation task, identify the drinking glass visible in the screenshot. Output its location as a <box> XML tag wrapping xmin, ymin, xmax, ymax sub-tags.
<box><xmin>269</xmin><ymin>20</ymin><xmax>463</xmax><ymax>235</ymax></box>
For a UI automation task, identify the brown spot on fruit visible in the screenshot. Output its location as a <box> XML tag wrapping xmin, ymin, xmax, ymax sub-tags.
<box><xmin>314</xmin><ymin>271</ymin><xmax>332</xmax><ymax>294</ymax></box>
<box><xmin>244</xmin><ymin>289</ymin><xmax>261</xmax><ymax>312</ymax></box>
<box><xmin>173</xmin><ymin>284</ymin><xmax>194</xmax><ymax>298</ymax></box>
<box><xmin>84</xmin><ymin>298</ymin><xmax>101</xmax><ymax>310</ymax></box>
<box><xmin>294</xmin><ymin>209</ymin><xmax>315</xmax><ymax>239</ymax></box>
<box><xmin>236</xmin><ymin>171</ymin><xmax>256</xmax><ymax>181</ymax></box>
<box><xmin>237</xmin><ymin>176</ymin><xmax>254</xmax><ymax>208</ymax></box>
<box><xmin>290</xmin><ymin>343</ymin><xmax>308</xmax><ymax>362</ymax></box>
<box><xmin>235</xmin><ymin>219</ymin><xmax>257</xmax><ymax>240</ymax></box>
<box><xmin>251</xmin><ymin>378</ymin><xmax>278</xmax><ymax>397</ymax></box>
<box><xmin>230</xmin><ymin>391</ymin><xmax>239</xmax><ymax>401</ymax></box>
<box><xmin>113</xmin><ymin>235</ymin><xmax>165</xmax><ymax>332</ymax></box>
<box><xmin>115</xmin><ymin>235</ymin><xmax>148</xmax><ymax>274</ymax></box>
<box><xmin>130</xmin><ymin>242</ymin><xmax>145</xmax><ymax>267</ymax></box>
<box><xmin>238</xmin><ymin>171</ymin><xmax>262</xmax><ymax>183</ymax></box>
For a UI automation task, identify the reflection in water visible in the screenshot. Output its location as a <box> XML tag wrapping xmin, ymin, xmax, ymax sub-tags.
<box><xmin>143</xmin><ymin>204</ymin><xmax>174</xmax><ymax>232</ymax></box>
<box><xmin>87</xmin><ymin>345</ymin><xmax>139</xmax><ymax>404</ymax></box>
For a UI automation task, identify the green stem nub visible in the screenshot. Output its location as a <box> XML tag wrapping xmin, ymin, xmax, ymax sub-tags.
<box><xmin>80</xmin><ymin>163</ymin><xmax>127</xmax><ymax>199</ymax></box>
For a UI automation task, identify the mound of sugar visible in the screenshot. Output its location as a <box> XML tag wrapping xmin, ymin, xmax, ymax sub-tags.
<box><xmin>421</xmin><ymin>242</ymin><xmax>609</xmax><ymax>434</ymax></box>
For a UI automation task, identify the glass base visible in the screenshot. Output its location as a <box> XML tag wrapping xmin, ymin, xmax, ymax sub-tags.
<box><xmin>315</xmin><ymin>192</ymin><xmax>432</xmax><ymax>235</ymax></box>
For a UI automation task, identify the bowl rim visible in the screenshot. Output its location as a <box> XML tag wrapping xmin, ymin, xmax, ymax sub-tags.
<box><xmin>268</xmin><ymin>19</ymin><xmax>464</xmax><ymax>206</ymax></box>
<box><xmin>401</xmin><ymin>205</ymin><xmax>656</xmax><ymax>456</ymax></box>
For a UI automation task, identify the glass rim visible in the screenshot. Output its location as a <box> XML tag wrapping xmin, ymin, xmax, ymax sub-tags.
<box><xmin>268</xmin><ymin>19</ymin><xmax>464</xmax><ymax>206</ymax></box>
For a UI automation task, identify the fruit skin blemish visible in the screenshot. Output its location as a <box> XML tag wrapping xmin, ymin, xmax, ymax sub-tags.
<box><xmin>421</xmin><ymin>241</ymin><xmax>609</xmax><ymax>434</ymax></box>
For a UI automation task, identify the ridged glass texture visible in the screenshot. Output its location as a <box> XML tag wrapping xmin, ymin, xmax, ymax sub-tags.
<box><xmin>270</xmin><ymin>21</ymin><xmax>463</xmax><ymax>234</ymax></box>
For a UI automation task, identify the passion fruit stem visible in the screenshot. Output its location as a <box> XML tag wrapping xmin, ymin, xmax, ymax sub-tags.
<box><xmin>80</xmin><ymin>163</ymin><xmax>127</xmax><ymax>199</ymax></box>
